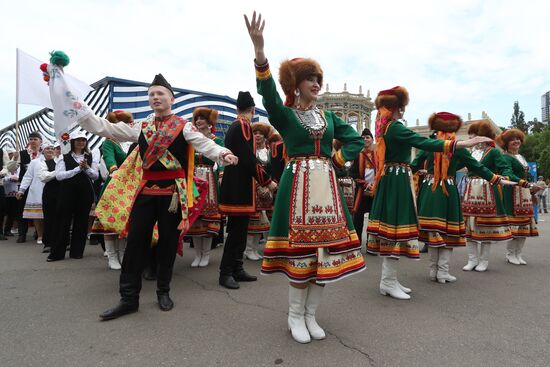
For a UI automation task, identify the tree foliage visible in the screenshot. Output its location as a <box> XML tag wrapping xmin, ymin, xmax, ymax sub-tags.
<box><xmin>520</xmin><ymin>124</ymin><xmax>550</xmax><ymax>178</ymax></box>
<box><xmin>509</xmin><ymin>101</ymin><xmax>529</xmax><ymax>133</ymax></box>
<box><xmin>528</xmin><ymin>117</ymin><xmax>545</xmax><ymax>134</ymax></box>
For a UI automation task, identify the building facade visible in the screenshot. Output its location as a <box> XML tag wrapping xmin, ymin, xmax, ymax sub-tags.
<box><xmin>542</xmin><ymin>91</ymin><xmax>550</xmax><ymax>123</ymax></box>
<box><xmin>317</xmin><ymin>84</ymin><xmax>374</xmax><ymax>133</ymax></box>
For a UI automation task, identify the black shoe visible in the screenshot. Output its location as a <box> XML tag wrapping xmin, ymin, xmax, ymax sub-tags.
<box><xmin>99</xmin><ymin>302</ymin><xmax>139</xmax><ymax>321</ymax></box>
<box><xmin>70</xmin><ymin>255</ymin><xmax>83</xmax><ymax>259</ymax></box>
<box><xmin>157</xmin><ymin>294</ymin><xmax>174</xmax><ymax>311</ymax></box>
<box><xmin>219</xmin><ymin>275</ymin><xmax>240</xmax><ymax>289</ymax></box>
<box><xmin>16</xmin><ymin>236</ymin><xmax>26</xmax><ymax>243</ymax></box>
<box><xmin>4</xmin><ymin>230</ymin><xmax>13</xmax><ymax>237</ymax></box>
<box><xmin>142</xmin><ymin>267</ymin><xmax>157</xmax><ymax>281</ymax></box>
<box><xmin>47</xmin><ymin>256</ymin><xmax>63</xmax><ymax>262</ymax></box>
<box><xmin>233</xmin><ymin>270</ymin><xmax>257</xmax><ymax>282</ymax></box>
<box><xmin>42</xmin><ymin>246</ymin><xmax>51</xmax><ymax>253</ymax></box>
<box><xmin>0</xmin><ymin>234</ymin><xmax>6</xmax><ymax>241</ymax></box>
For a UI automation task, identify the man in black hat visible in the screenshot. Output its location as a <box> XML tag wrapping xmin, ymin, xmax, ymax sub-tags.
<box><xmin>47</xmin><ymin>67</ymin><xmax>238</xmax><ymax>320</ymax></box>
<box><xmin>350</xmin><ymin>127</ymin><xmax>376</xmax><ymax>247</ymax></box>
<box><xmin>7</xmin><ymin>131</ymin><xmax>42</xmax><ymax>243</ymax></box>
<box><xmin>218</xmin><ymin>91</ymin><xmax>277</xmax><ymax>289</ymax></box>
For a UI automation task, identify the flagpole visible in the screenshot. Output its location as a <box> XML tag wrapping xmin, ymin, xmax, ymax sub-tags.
<box><xmin>15</xmin><ymin>48</ymin><xmax>20</xmax><ymax>152</ymax></box>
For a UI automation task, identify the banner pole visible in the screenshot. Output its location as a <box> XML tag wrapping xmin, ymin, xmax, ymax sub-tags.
<box><xmin>15</xmin><ymin>48</ymin><xmax>21</xmax><ymax>152</ymax></box>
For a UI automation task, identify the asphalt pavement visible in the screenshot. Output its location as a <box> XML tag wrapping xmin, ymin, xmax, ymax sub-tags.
<box><xmin>1</xmin><ymin>215</ymin><xmax>549</xmax><ymax>367</ymax></box>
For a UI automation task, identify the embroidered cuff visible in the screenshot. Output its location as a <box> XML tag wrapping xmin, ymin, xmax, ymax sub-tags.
<box><xmin>332</xmin><ymin>150</ymin><xmax>346</xmax><ymax>169</ymax></box>
<box><xmin>519</xmin><ymin>179</ymin><xmax>529</xmax><ymax>188</ymax></box>
<box><xmin>490</xmin><ymin>175</ymin><xmax>501</xmax><ymax>185</ymax></box>
<box><xmin>255</xmin><ymin>59</ymin><xmax>271</xmax><ymax>80</ymax></box>
<box><xmin>109</xmin><ymin>165</ymin><xmax>118</xmax><ymax>173</ymax></box>
<box><xmin>443</xmin><ymin>140</ymin><xmax>457</xmax><ymax>155</ymax></box>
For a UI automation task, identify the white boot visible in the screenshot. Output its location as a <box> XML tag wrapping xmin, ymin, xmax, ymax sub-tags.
<box><xmin>428</xmin><ymin>246</ymin><xmax>439</xmax><ymax>281</ymax></box>
<box><xmin>244</xmin><ymin>235</ymin><xmax>260</xmax><ymax>261</ymax></box>
<box><xmin>506</xmin><ymin>240</ymin><xmax>520</xmax><ymax>265</ymax></box>
<box><xmin>397</xmin><ymin>281</ymin><xmax>412</xmax><ymax>294</ymax></box>
<box><xmin>304</xmin><ymin>283</ymin><xmax>326</xmax><ymax>340</ymax></box>
<box><xmin>191</xmin><ymin>238</ymin><xmax>202</xmax><ymax>268</ymax></box>
<box><xmin>253</xmin><ymin>234</ymin><xmax>263</xmax><ymax>259</ymax></box>
<box><xmin>288</xmin><ymin>285</ymin><xmax>311</xmax><ymax>344</ymax></box>
<box><xmin>515</xmin><ymin>238</ymin><xmax>527</xmax><ymax>265</ymax></box>
<box><xmin>437</xmin><ymin>248</ymin><xmax>457</xmax><ymax>283</ymax></box>
<box><xmin>463</xmin><ymin>241</ymin><xmax>479</xmax><ymax>271</ymax></box>
<box><xmin>117</xmin><ymin>239</ymin><xmax>126</xmax><ymax>265</ymax></box>
<box><xmin>105</xmin><ymin>239</ymin><xmax>121</xmax><ymax>270</ymax></box>
<box><xmin>475</xmin><ymin>243</ymin><xmax>491</xmax><ymax>272</ymax></box>
<box><xmin>379</xmin><ymin>258</ymin><xmax>410</xmax><ymax>300</ymax></box>
<box><xmin>198</xmin><ymin>238</ymin><xmax>211</xmax><ymax>267</ymax></box>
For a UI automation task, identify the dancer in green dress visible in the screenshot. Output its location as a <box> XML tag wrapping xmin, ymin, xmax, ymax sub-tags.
<box><xmin>245</xmin><ymin>11</ymin><xmax>366</xmax><ymax>344</ymax></box>
<box><xmin>412</xmin><ymin>112</ymin><xmax>516</xmax><ymax>283</ymax></box>
<box><xmin>496</xmin><ymin>129</ymin><xmax>542</xmax><ymax>265</ymax></box>
<box><xmin>366</xmin><ymin>89</ymin><xmax>493</xmax><ymax>300</ymax></box>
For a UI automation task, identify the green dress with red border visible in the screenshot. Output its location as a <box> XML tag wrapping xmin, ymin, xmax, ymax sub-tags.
<box><xmin>501</xmin><ymin>153</ymin><xmax>538</xmax><ymax>237</ymax></box>
<box><xmin>411</xmin><ymin>147</ymin><xmax>500</xmax><ymax>248</ymax></box>
<box><xmin>366</xmin><ymin>121</ymin><xmax>456</xmax><ymax>259</ymax></box>
<box><xmin>255</xmin><ymin>61</ymin><xmax>366</xmax><ymax>284</ymax></box>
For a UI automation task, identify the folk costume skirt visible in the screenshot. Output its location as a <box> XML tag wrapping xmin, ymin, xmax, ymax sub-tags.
<box><xmin>462</xmin><ymin>178</ymin><xmax>512</xmax><ymax>242</ymax></box>
<box><xmin>417</xmin><ymin>176</ymin><xmax>466</xmax><ymax>248</ymax></box>
<box><xmin>503</xmin><ymin>186</ymin><xmax>538</xmax><ymax>238</ymax></box>
<box><xmin>187</xmin><ymin>165</ymin><xmax>221</xmax><ymax>237</ymax></box>
<box><xmin>261</xmin><ymin>157</ymin><xmax>365</xmax><ymax>284</ymax></box>
<box><xmin>367</xmin><ymin>164</ymin><xmax>420</xmax><ymax>259</ymax></box>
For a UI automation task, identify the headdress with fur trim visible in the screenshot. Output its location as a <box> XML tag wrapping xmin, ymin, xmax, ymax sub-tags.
<box><xmin>267</xmin><ymin>131</ymin><xmax>282</xmax><ymax>143</ymax></box>
<box><xmin>468</xmin><ymin>120</ymin><xmax>496</xmax><ymax>139</ymax></box>
<box><xmin>375</xmin><ymin>86</ymin><xmax>409</xmax><ymax>111</ymax></box>
<box><xmin>279</xmin><ymin>58</ymin><xmax>323</xmax><ymax>107</ymax></box>
<box><xmin>251</xmin><ymin>122</ymin><xmax>273</xmax><ymax>137</ymax></box>
<box><xmin>496</xmin><ymin>128</ymin><xmax>525</xmax><ymax>150</ymax></box>
<box><xmin>192</xmin><ymin>107</ymin><xmax>219</xmax><ymax>134</ymax></box>
<box><xmin>428</xmin><ymin>112</ymin><xmax>463</xmax><ymax>133</ymax></box>
<box><xmin>106</xmin><ymin>110</ymin><xmax>134</xmax><ymax>124</ymax></box>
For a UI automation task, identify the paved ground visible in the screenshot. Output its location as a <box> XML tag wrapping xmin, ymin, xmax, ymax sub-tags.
<box><xmin>1</xmin><ymin>214</ymin><xmax>549</xmax><ymax>367</ymax></box>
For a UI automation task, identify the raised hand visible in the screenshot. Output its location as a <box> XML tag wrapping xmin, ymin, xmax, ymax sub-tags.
<box><xmin>244</xmin><ymin>11</ymin><xmax>267</xmax><ymax>64</ymax></box>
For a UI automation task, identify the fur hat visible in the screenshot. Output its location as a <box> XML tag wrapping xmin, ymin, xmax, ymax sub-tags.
<box><xmin>106</xmin><ymin>110</ymin><xmax>134</xmax><ymax>124</ymax></box>
<box><xmin>496</xmin><ymin>128</ymin><xmax>525</xmax><ymax>150</ymax></box>
<box><xmin>375</xmin><ymin>86</ymin><xmax>409</xmax><ymax>110</ymax></box>
<box><xmin>251</xmin><ymin>122</ymin><xmax>273</xmax><ymax>137</ymax></box>
<box><xmin>428</xmin><ymin>112</ymin><xmax>463</xmax><ymax>133</ymax></box>
<box><xmin>267</xmin><ymin>132</ymin><xmax>282</xmax><ymax>143</ymax></box>
<box><xmin>192</xmin><ymin>107</ymin><xmax>219</xmax><ymax>126</ymax></box>
<box><xmin>468</xmin><ymin>120</ymin><xmax>496</xmax><ymax>139</ymax></box>
<box><xmin>279</xmin><ymin>58</ymin><xmax>323</xmax><ymax>103</ymax></box>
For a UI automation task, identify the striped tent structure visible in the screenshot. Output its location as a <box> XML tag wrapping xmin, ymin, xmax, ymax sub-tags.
<box><xmin>0</xmin><ymin>76</ymin><xmax>268</xmax><ymax>150</ymax></box>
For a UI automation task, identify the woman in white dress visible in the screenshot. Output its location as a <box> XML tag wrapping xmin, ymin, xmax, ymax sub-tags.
<box><xmin>16</xmin><ymin>142</ymin><xmax>50</xmax><ymax>245</ymax></box>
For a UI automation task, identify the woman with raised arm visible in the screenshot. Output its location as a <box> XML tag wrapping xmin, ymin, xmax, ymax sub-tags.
<box><xmin>496</xmin><ymin>129</ymin><xmax>541</xmax><ymax>265</ymax></box>
<box><xmin>366</xmin><ymin>91</ymin><xmax>494</xmax><ymax>300</ymax></box>
<box><xmin>245</xmin><ymin>11</ymin><xmax>366</xmax><ymax>344</ymax></box>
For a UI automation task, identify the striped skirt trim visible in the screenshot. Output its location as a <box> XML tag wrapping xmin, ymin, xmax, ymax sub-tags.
<box><xmin>261</xmin><ymin>247</ymin><xmax>366</xmax><ymax>284</ymax></box>
<box><xmin>366</xmin><ymin>235</ymin><xmax>421</xmax><ymax>259</ymax></box>
<box><xmin>419</xmin><ymin>231</ymin><xmax>466</xmax><ymax>247</ymax></box>
<box><xmin>367</xmin><ymin>220</ymin><xmax>419</xmax><ymax>242</ymax></box>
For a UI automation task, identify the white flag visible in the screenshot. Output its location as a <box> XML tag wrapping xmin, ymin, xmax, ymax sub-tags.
<box><xmin>16</xmin><ymin>48</ymin><xmax>93</xmax><ymax>109</ymax></box>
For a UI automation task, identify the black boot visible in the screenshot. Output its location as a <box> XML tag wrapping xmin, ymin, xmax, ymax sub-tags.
<box><xmin>0</xmin><ymin>234</ymin><xmax>7</xmax><ymax>241</ymax></box>
<box><xmin>156</xmin><ymin>268</ymin><xmax>174</xmax><ymax>311</ymax></box>
<box><xmin>233</xmin><ymin>259</ymin><xmax>257</xmax><ymax>282</ymax></box>
<box><xmin>16</xmin><ymin>235</ymin><xmax>26</xmax><ymax>243</ymax></box>
<box><xmin>219</xmin><ymin>275</ymin><xmax>240</xmax><ymax>289</ymax></box>
<box><xmin>142</xmin><ymin>265</ymin><xmax>157</xmax><ymax>281</ymax></box>
<box><xmin>99</xmin><ymin>274</ymin><xmax>140</xmax><ymax>321</ymax></box>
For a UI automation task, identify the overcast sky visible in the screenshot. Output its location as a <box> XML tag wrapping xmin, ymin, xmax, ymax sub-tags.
<box><xmin>1</xmin><ymin>0</ymin><xmax>549</xmax><ymax>130</ymax></box>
